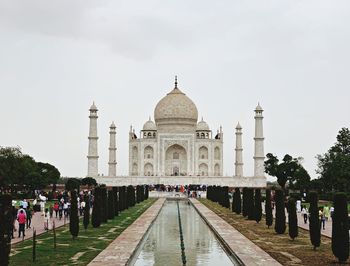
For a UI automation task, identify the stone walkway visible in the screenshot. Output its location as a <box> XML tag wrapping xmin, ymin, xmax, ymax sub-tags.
<box><xmin>11</xmin><ymin>211</ymin><xmax>70</xmax><ymax>245</ymax></box>
<box><xmin>88</xmin><ymin>198</ymin><xmax>165</xmax><ymax>266</ymax></box>
<box><xmin>191</xmin><ymin>199</ymin><xmax>282</xmax><ymax>266</ymax></box>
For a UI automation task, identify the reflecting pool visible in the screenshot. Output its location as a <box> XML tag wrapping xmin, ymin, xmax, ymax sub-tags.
<box><xmin>131</xmin><ymin>200</ymin><xmax>239</xmax><ymax>265</ymax></box>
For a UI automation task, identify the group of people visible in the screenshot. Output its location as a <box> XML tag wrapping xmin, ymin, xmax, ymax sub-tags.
<box><xmin>10</xmin><ymin>190</ymin><xmax>93</xmax><ymax>240</ymax></box>
<box><xmin>300</xmin><ymin>205</ymin><xmax>333</xmax><ymax>229</ymax></box>
<box><xmin>11</xmin><ymin>199</ymin><xmax>33</xmax><ymax>239</ymax></box>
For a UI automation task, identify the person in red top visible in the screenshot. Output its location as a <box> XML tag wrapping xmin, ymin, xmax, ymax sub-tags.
<box><xmin>17</xmin><ymin>209</ymin><xmax>26</xmax><ymax>238</ymax></box>
<box><xmin>53</xmin><ymin>202</ymin><xmax>59</xmax><ymax>218</ymax></box>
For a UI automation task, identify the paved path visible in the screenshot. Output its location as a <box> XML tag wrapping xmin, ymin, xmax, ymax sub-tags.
<box><xmin>88</xmin><ymin>198</ymin><xmax>165</xmax><ymax>266</ymax></box>
<box><xmin>11</xmin><ymin>211</ymin><xmax>70</xmax><ymax>245</ymax></box>
<box><xmin>191</xmin><ymin>199</ymin><xmax>281</xmax><ymax>266</ymax></box>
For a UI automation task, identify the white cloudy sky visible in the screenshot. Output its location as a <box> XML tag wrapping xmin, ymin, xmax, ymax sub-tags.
<box><xmin>0</xmin><ymin>1</ymin><xmax>349</xmax><ymax>180</ymax></box>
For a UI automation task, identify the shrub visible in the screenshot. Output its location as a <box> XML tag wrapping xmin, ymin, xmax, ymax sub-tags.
<box><xmin>247</xmin><ymin>188</ymin><xmax>255</xmax><ymax>220</ymax></box>
<box><xmin>275</xmin><ymin>189</ymin><xmax>286</xmax><ymax>234</ymax></box>
<box><xmin>309</xmin><ymin>191</ymin><xmax>320</xmax><ymax>250</ymax></box>
<box><xmin>288</xmin><ymin>198</ymin><xmax>298</xmax><ymax>240</ymax></box>
<box><xmin>101</xmin><ymin>187</ymin><xmax>108</xmax><ymax>223</ymax></box>
<box><xmin>242</xmin><ymin>188</ymin><xmax>248</xmax><ymax>217</ymax></box>
<box><xmin>112</xmin><ymin>187</ymin><xmax>119</xmax><ymax>216</ymax></box>
<box><xmin>69</xmin><ymin>190</ymin><xmax>79</xmax><ymax>239</ymax></box>
<box><xmin>234</xmin><ymin>188</ymin><xmax>241</xmax><ymax>214</ymax></box>
<box><xmin>0</xmin><ymin>194</ymin><xmax>12</xmax><ymax>265</ymax></box>
<box><xmin>332</xmin><ymin>192</ymin><xmax>349</xmax><ymax>262</ymax></box>
<box><xmin>265</xmin><ymin>189</ymin><xmax>273</xmax><ymax>228</ymax></box>
<box><xmin>107</xmin><ymin>190</ymin><xmax>115</xmax><ymax>220</ymax></box>
<box><xmin>83</xmin><ymin>195</ymin><xmax>90</xmax><ymax>230</ymax></box>
<box><xmin>91</xmin><ymin>187</ymin><xmax>101</xmax><ymax>228</ymax></box>
<box><xmin>254</xmin><ymin>189</ymin><xmax>262</xmax><ymax>223</ymax></box>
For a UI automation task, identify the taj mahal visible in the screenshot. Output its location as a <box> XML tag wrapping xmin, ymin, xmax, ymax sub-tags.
<box><xmin>88</xmin><ymin>78</ymin><xmax>266</xmax><ymax>187</ymax></box>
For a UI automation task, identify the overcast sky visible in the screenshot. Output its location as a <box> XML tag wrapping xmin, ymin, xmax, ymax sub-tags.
<box><xmin>0</xmin><ymin>0</ymin><xmax>349</xmax><ymax>180</ymax></box>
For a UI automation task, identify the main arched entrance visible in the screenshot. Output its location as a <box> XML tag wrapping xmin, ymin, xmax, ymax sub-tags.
<box><xmin>165</xmin><ymin>144</ymin><xmax>187</xmax><ymax>176</ymax></box>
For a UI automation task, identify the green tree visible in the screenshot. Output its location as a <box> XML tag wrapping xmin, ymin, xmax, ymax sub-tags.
<box><xmin>247</xmin><ymin>188</ymin><xmax>255</xmax><ymax>220</ymax></box>
<box><xmin>0</xmin><ymin>194</ymin><xmax>12</xmax><ymax>265</ymax></box>
<box><xmin>332</xmin><ymin>192</ymin><xmax>349</xmax><ymax>263</ymax></box>
<box><xmin>107</xmin><ymin>190</ymin><xmax>115</xmax><ymax>220</ymax></box>
<box><xmin>83</xmin><ymin>194</ymin><xmax>90</xmax><ymax>230</ymax></box>
<box><xmin>265</xmin><ymin>189</ymin><xmax>273</xmax><ymax>228</ymax></box>
<box><xmin>234</xmin><ymin>188</ymin><xmax>241</xmax><ymax>214</ymax></box>
<box><xmin>265</xmin><ymin>153</ymin><xmax>310</xmax><ymax>192</ymax></box>
<box><xmin>81</xmin><ymin>177</ymin><xmax>97</xmax><ymax>188</ymax></box>
<box><xmin>242</xmin><ymin>188</ymin><xmax>248</xmax><ymax>217</ymax></box>
<box><xmin>309</xmin><ymin>192</ymin><xmax>320</xmax><ymax>250</ymax></box>
<box><xmin>37</xmin><ymin>162</ymin><xmax>60</xmax><ymax>187</ymax></box>
<box><xmin>275</xmin><ymin>189</ymin><xmax>286</xmax><ymax>234</ymax></box>
<box><xmin>254</xmin><ymin>189</ymin><xmax>262</xmax><ymax>223</ymax></box>
<box><xmin>69</xmin><ymin>190</ymin><xmax>79</xmax><ymax>239</ymax></box>
<box><xmin>288</xmin><ymin>198</ymin><xmax>298</xmax><ymax>240</ymax></box>
<box><xmin>316</xmin><ymin>128</ymin><xmax>350</xmax><ymax>192</ymax></box>
<box><xmin>65</xmin><ymin>178</ymin><xmax>81</xmax><ymax>192</ymax></box>
<box><xmin>101</xmin><ymin>187</ymin><xmax>108</xmax><ymax>223</ymax></box>
<box><xmin>91</xmin><ymin>187</ymin><xmax>101</xmax><ymax>228</ymax></box>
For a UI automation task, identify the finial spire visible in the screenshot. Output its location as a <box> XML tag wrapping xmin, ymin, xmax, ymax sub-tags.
<box><xmin>175</xmin><ymin>75</ymin><xmax>178</xmax><ymax>88</ymax></box>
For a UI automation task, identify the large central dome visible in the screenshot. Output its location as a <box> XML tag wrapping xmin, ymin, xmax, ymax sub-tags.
<box><xmin>154</xmin><ymin>81</ymin><xmax>198</xmax><ymax>132</ymax></box>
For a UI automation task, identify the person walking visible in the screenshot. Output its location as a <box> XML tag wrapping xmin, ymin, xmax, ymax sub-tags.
<box><xmin>301</xmin><ymin>206</ymin><xmax>308</xmax><ymax>224</ymax></box>
<box><xmin>44</xmin><ymin>208</ymin><xmax>50</xmax><ymax>231</ymax></box>
<box><xmin>25</xmin><ymin>208</ymin><xmax>32</xmax><ymax>229</ymax></box>
<box><xmin>319</xmin><ymin>209</ymin><xmax>326</xmax><ymax>230</ymax></box>
<box><xmin>58</xmin><ymin>202</ymin><xmax>63</xmax><ymax>220</ymax></box>
<box><xmin>53</xmin><ymin>202</ymin><xmax>59</xmax><ymax>218</ymax></box>
<box><xmin>17</xmin><ymin>210</ymin><xmax>26</xmax><ymax>238</ymax></box>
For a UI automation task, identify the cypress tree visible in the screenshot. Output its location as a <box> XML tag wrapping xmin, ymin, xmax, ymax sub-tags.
<box><xmin>332</xmin><ymin>192</ymin><xmax>349</xmax><ymax>262</ymax></box>
<box><xmin>265</xmin><ymin>189</ymin><xmax>273</xmax><ymax>228</ymax></box>
<box><xmin>247</xmin><ymin>188</ymin><xmax>255</xmax><ymax>220</ymax></box>
<box><xmin>0</xmin><ymin>194</ymin><xmax>12</xmax><ymax>266</ymax></box>
<box><xmin>145</xmin><ymin>185</ymin><xmax>149</xmax><ymax>200</ymax></box>
<box><xmin>83</xmin><ymin>194</ymin><xmax>90</xmax><ymax>230</ymax></box>
<box><xmin>232</xmin><ymin>189</ymin><xmax>236</xmax><ymax>212</ymax></box>
<box><xmin>69</xmin><ymin>190</ymin><xmax>79</xmax><ymax>239</ymax></box>
<box><xmin>223</xmin><ymin>186</ymin><xmax>230</xmax><ymax>208</ymax></box>
<box><xmin>309</xmin><ymin>191</ymin><xmax>320</xmax><ymax>250</ymax></box>
<box><xmin>254</xmin><ymin>189</ymin><xmax>262</xmax><ymax>223</ymax></box>
<box><xmin>91</xmin><ymin>187</ymin><xmax>101</xmax><ymax>228</ymax></box>
<box><xmin>242</xmin><ymin>188</ymin><xmax>248</xmax><ymax>217</ymax></box>
<box><xmin>288</xmin><ymin>198</ymin><xmax>298</xmax><ymax>240</ymax></box>
<box><xmin>101</xmin><ymin>187</ymin><xmax>108</xmax><ymax>223</ymax></box>
<box><xmin>107</xmin><ymin>190</ymin><xmax>115</xmax><ymax>220</ymax></box>
<box><xmin>234</xmin><ymin>188</ymin><xmax>241</xmax><ymax>214</ymax></box>
<box><xmin>274</xmin><ymin>189</ymin><xmax>286</xmax><ymax>234</ymax></box>
<box><xmin>113</xmin><ymin>187</ymin><xmax>119</xmax><ymax>216</ymax></box>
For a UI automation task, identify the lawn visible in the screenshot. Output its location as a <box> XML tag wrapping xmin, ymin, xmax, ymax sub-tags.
<box><xmin>9</xmin><ymin>198</ymin><xmax>156</xmax><ymax>266</ymax></box>
<box><xmin>199</xmin><ymin>199</ymin><xmax>347</xmax><ymax>266</ymax></box>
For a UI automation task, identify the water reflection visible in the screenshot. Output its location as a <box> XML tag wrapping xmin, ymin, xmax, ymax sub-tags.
<box><xmin>132</xmin><ymin>200</ymin><xmax>236</xmax><ymax>266</ymax></box>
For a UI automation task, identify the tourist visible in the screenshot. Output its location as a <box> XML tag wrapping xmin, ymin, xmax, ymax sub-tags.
<box><xmin>44</xmin><ymin>208</ymin><xmax>50</xmax><ymax>231</ymax></box>
<box><xmin>17</xmin><ymin>205</ymin><xmax>27</xmax><ymax>219</ymax></box>
<box><xmin>58</xmin><ymin>202</ymin><xmax>63</xmax><ymax>219</ymax></box>
<box><xmin>63</xmin><ymin>201</ymin><xmax>68</xmax><ymax>217</ymax></box>
<box><xmin>17</xmin><ymin>209</ymin><xmax>26</xmax><ymax>238</ymax></box>
<box><xmin>49</xmin><ymin>205</ymin><xmax>54</xmax><ymax>218</ymax></box>
<box><xmin>80</xmin><ymin>199</ymin><xmax>85</xmax><ymax>216</ymax></box>
<box><xmin>323</xmin><ymin>205</ymin><xmax>330</xmax><ymax>221</ymax></box>
<box><xmin>26</xmin><ymin>208</ymin><xmax>32</xmax><ymax>229</ymax></box>
<box><xmin>330</xmin><ymin>206</ymin><xmax>335</xmax><ymax>219</ymax></box>
<box><xmin>53</xmin><ymin>202</ymin><xmax>59</xmax><ymax>218</ymax></box>
<box><xmin>22</xmin><ymin>199</ymin><xmax>28</xmax><ymax>209</ymax></box>
<box><xmin>301</xmin><ymin>206</ymin><xmax>308</xmax><ymax>224</ymax></box>
<box><xmin>319</xmin><ymin>209</ymin><xmax>326</xmax><ymax>230</ymax></box>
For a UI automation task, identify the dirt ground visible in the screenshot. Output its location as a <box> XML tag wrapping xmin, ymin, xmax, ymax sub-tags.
<box><xmin>200</xmin><ymin>199</ymin><xmax>349</xmax><ymax>266</ymax></box>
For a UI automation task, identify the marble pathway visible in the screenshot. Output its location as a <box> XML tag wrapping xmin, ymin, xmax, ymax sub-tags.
<box><xmin>88</xmin><ymin>198</ymin><xmax>165</xmax><ymax>266</ymax></box>
<box><xmin>191</xmin><ymin>198</ymin><xmax>282</xmax><ymax>266</ymax></box>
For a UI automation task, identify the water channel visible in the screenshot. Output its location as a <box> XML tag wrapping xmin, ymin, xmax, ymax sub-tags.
<box><xmin>131</xmin><ymin>200</ymin><xmax>240</xmax><ymax>266</ymax></box>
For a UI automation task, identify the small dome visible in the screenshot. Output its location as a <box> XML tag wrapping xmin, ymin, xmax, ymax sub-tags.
<box><xmin>110</xmin><ymin>121</ymin><xmax>116</xmax><ymax>129</ymax></box>
<box><xmin>197</xmin><ymin>118</ymin><xmax>210</xmax><ymax>131</ymax></box>
<box><xmin>143</xmin><ymin>118</ymin><xmax>157</xmax><ymax>131</ymax></box>
<box><xmin>255</xmin><ymin>103</ymin><xmax>263</xmax><ymax>111</ymax></box>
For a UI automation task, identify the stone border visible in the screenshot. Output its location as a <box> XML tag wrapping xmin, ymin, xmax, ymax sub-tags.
<box><xmin>190</xmin><ymin>199</ymin><xmax>282</xmax><ymax>266</ymax></box>
<box><xmin>88</xmin><ymin>198</ymin><xmax>166</xmax><ymax>266</ymax></box>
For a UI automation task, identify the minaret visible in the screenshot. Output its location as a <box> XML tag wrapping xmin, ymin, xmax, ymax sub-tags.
<box><xmin>254</xmin><ymin>103</ymin><xmax>265</xmax><ymax>177</ymax></box>
<box><xmin>108</xmin><ymin>122</ymin><xmax>117</xmax><ymax>177</ymax></box>
<box><xmin>87</xmin><ymin>102</ymin><xmax>99</xmax><ymax>177</ymax></box>
<box><xmin>235</xmin><ymin>122</ymin><xmax>243</xmax><ymax>177</ymax></box>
